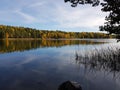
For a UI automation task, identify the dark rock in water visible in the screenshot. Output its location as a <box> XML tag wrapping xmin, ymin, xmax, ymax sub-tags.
<box><xmin>58</xmin><ymin>81</ymin><xmax>82</xmax><ymax>90</ymax></box>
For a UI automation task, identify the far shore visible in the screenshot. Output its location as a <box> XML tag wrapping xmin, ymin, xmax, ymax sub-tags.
<box><xmin>0</xmin><ymin>38</ymin><xmax>42</xmax><ymax>40</ymax></box>
<box><xmin>0</xmin><ymin>38</ymin><xmax>115</xmax><ymax>41</ymax></box>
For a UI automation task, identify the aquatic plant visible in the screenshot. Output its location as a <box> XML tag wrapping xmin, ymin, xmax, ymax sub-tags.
<box><xmin>75</xmin><ymin>43</ymin><xmax>120</xmax><ymax>78</ymax></box>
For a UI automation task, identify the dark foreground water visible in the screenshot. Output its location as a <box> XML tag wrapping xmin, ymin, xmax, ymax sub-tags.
<box><xmin>0</xmin><ymin>39</ymin><xmax>120</xmax><ymax>90</ymax></box>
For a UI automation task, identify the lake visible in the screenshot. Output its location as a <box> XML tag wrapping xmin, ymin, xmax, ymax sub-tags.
<box><xmin>0</xmin><ymin>39</ymin><xmax>120</xmax><ymax>90</ymax></box>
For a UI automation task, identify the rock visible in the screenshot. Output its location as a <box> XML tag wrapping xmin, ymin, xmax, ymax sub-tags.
<box><xmin>58</xmin><ymin>81</ymin><xmax>82</xmax><ymax>90</ymax></box>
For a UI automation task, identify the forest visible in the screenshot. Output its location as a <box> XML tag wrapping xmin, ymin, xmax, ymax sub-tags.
<box><xmin>0</xmin><ymin>25</ymin><xmax>114</xmax><ymax>39</ymax></box>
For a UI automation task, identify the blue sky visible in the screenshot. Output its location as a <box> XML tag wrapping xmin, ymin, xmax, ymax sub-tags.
<box><xmin>0</xmin><ymin>0</ymin><xmax>107</xmax><ymax>32</ymax></box>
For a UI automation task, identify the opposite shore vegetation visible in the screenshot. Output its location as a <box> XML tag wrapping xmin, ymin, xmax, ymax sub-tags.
<box><xmin>0</xmin><ymin>25</ymin><xmax>115</xmax><ymax>39</ymax></box>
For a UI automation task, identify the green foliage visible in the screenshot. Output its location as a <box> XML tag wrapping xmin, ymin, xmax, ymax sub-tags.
<box><xmin>0</xmin><ymin>25</ymin><xmax>114</xmax><ymax>39</ymax></box>
<box><xmin>64</xmin><ymin>0</ymin><xmax>100</xmax><ymax>7</ymax></box>
<box><xmin>65</xmin><ymin>0</ymin><xmax>120</xmax><ymax>39</ymax></box>
<box><xmin>100</xmin><ymin>0</ymin><xmax>120</xmax><ymax>39</ymax></box>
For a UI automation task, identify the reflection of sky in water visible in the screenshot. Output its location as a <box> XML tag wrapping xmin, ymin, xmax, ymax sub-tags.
<box><xmin>0</xmin><ymin>39</ymin><xmax>120</xmax><ymax>90</ymax></box>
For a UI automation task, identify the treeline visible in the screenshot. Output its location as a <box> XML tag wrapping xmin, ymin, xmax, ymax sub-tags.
<box><xmin>0</xmin><ymin>25</ymin><xmax>114</xmax><ymax>39</ymax></box>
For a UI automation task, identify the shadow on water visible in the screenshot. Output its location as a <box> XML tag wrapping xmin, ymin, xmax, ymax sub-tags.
<box><xmin>0</xmin><ymin>39</ymin><xmax>107</xmax><ymax>54</ymax></box>
<box><xmin>75</xmin><ymin>43</ymin><xmax>120</xmax><ymax>79</ymax></box>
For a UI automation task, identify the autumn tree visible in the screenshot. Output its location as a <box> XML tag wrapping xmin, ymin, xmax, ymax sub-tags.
<box><xmin>0</xmin><ymin>25</ymin><xmax>113</xmax><ymax>39</ymax></box>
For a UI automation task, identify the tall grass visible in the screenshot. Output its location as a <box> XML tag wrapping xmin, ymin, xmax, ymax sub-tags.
<box><xmin>75</xmin><ymin>43</ymin><xmax>120</xmax><ymax>77</ymax></box>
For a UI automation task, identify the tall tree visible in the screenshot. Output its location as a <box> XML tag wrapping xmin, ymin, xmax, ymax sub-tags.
<box><xmin>65</xmin><ymin>0</ymin><xmax>120</xmax><ymax>39</ymax></box>
<box><xmin>100</xmin><ymin>0</ymin><xmax>120</xmax><ymax>39</ymax></box>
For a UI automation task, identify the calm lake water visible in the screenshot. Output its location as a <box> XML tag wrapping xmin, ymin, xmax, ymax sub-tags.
<box><xmin>0</xmin><ymin>39</ymin><xmax>120</xmax><ymax>90</ymax></box>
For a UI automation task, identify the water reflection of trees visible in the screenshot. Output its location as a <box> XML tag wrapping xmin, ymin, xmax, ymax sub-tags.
<box><xmin>0</xmin><ymin>39</ymin><xmax>105</xmax><ymax>53</ymax></box>
<box><xmin>75</xmin><ymin>44</ymin><xmax>120</xmax><ymax>79</ymax></box>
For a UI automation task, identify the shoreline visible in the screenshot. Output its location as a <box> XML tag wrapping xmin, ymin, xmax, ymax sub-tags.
<box><xmin>0</xmin><ymin>38</ymin><xmax>115</xmax><ymax>41</ymax></box>
<box><xmin>0</xmin><ymin>38</ymin><xmax>42</xmax><ymax>40</ymax></box>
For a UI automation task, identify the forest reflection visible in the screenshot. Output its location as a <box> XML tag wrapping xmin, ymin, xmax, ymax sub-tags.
<box><xmin>0</xmin><ymin>39</ymin><xmax>106</xmax><ymax>53</ymax></box>
<box><xmin>75</xmin><ymin>44</ymin><xmax>120</xmax><ymax>79</ymax></box>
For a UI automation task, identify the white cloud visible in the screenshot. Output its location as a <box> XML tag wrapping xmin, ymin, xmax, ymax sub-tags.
<box><xmin>28</xmin><ymin>2</ymin><xmax>45</xmax><ymax>8</ymax></box>
<box><xmin>52</xmin><ymin>6</ymin><xmax>106</xmax><ymax>29</ymax></box>
<box><xmin>15</xmin><ymin>10</ymin><xmax>38</xmax><ymax>23</ymax></box>
<box><xmin>0</xmin><ymin>0</ymin><xmax>108</xmax><ymax>31</ymax></box>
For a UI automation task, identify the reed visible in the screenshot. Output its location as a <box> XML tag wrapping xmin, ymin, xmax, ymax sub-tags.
<box><xmin>75</xmin><ymin>43</ymin><xmax>120</xmax><ymax>72</ymax></box>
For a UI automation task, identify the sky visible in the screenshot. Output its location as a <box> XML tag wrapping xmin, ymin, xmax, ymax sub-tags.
<box><xmin>0</xmin><ymin>0</ymin><xmax>107</xmax><ymax>32</ymax></box>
